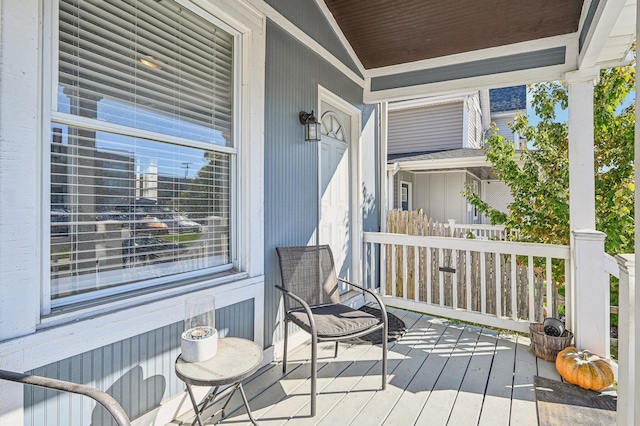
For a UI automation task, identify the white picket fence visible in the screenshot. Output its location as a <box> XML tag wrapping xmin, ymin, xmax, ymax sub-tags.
<box><xmin>363</xmin><ymin>232</ymin><xmax>571</xmax><ymax>333</ymax></box>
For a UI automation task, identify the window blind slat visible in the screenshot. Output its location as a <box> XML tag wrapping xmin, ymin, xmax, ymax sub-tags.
<box><xmin>58</xmin><ymin>0</ymin><xmax>233</xmax><ymax>143</ymax></box>
<box><xmin>58</xmin><ymin>8</ymin><xmax>233</xmax><ymax>79</ymax></box>
<box><xmin>59</xmin><ymin>52</ymin><xmax>233</xmax><ymax>115</ymax></box>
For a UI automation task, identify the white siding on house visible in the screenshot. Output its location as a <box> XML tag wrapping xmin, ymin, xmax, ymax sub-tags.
<box><xmin>413</xmin><ymin>171</ymin><xmax>467</xmax><ymax>223</ymax></box>
<box><xmin>465</xmin><ymin>173</ymin><xmax>481</xmax><ymax>223</ymax></box>
<box><xmin>491</xmin><ymin>115</ymin><xmax>518</xmax><ymax>141</ymax></box>
<box><xmin>388</xmin><ymin>102</ymin><xmax>464</xmax><ymax>154</ymax></box>
<box><xmin>482</xmin><ymin>180</ymin><xmax>514</xmax><ymax>224</ymax></box>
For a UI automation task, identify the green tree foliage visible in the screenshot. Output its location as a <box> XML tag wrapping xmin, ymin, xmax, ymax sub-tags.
<box><xmin>465</xmin><ymin>64</ymin><xmax>635</xmax><ymax>256</ymax></box>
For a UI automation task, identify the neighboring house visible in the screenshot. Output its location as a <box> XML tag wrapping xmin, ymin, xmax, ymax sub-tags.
<box><xmin>0</xmin><ymin>1</ymin><xmax>636</xmax><ymax>425</ymax></box>
<box><xmin>386</xmin><ymin>86</ymin><xmax>527</xmax><ymax>224</ymax></box>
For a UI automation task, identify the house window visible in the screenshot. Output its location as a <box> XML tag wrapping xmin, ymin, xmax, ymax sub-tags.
<box><xmin>49</xmin><ymin>0</ymin><xmax>237</xmax><ymax>305</ymax></box>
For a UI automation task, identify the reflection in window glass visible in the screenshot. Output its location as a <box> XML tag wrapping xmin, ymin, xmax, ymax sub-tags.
<box><xmin>51</xmin><ymin>0</ymin><xmax>236</xmax><ymax>303</ymax></box>
<box><xmin>50</xmin><ymin>125</ymin><xmax>231</xmax><ymax>299</ymax></box>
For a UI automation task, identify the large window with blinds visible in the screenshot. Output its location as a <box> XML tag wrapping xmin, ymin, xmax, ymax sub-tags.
<box><xmin>50</xmin><ymin>0</ymin><xmax>237</xmax><ymax>304</ymax></box>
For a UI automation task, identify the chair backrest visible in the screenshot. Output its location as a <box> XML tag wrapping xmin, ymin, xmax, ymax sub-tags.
<box><xmin>276</xmin><ymin>245</ymin><xmax>340</xmax><ymax>312</ymax></box>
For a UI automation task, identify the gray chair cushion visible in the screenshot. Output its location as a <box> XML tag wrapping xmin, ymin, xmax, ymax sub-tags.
<box><xmin>287</xmin><ymin>304</ymin><xmax>381</xmax><ymax>338</ymax></box>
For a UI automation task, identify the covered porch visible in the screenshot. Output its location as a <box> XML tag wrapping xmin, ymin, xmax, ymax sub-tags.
<box><xmin>171</xmin><ymin>308</ymin><xmax>574</xmax><ymax>426</ymax></box>
<box><xmin>0</xmin><ymin>0</ymin><xmax>638</xmax><ymax>425</ymax></box>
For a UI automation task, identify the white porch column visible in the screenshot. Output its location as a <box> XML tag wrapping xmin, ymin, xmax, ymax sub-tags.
<box><xmin>564</xmin><ymin>69</ymin><xmax>610</xmax><ymax>359</ymax></box>
<box><xmin>571</xmin><ymin>230</ymin><xmax>609</xmax><ymax>358</ymax></box>
<box><xmin>564</xmin><ymin>68</ymin><xmax>599</xmax><ymax>231</ymax></box>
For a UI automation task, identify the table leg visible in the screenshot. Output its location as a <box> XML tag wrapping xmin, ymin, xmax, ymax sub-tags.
<box><xmin>219</xmin><ymin>382</ymin><xmax>240</xmax><ymax>417</ymax></box>
<box><xmin>190</xmin><ymin>385</ymin><xmax>221</xmax><ymax>426</ymax></box>
<box><xmin>185</xmin><ymin>383</ymin><xmax>205</xmax><ymax>426</ymax></box>
<box><xmin>238</xmin><ymin>382</ymin><xmax>259</xmax><ymax>426</ymax></box>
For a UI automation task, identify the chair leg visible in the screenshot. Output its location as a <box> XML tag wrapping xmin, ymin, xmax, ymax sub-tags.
<box><xmin>334</xmin><ymin>341</ymin><xmax>339</xmax><ymax>358</ymax></box>
<box><xmin>283</xmin><ymin>319</ymin><xmax>289</xmax><ymax>374</ymax></box>
<box><xmin>311</xmin><ymin>335</ymin><xmax>317</xmax><ymax>417</ymax></box>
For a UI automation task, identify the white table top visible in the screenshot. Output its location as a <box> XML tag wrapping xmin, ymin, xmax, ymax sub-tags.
<box><xmin>175</xmin><ymin>337</ymin><xmax>263</xmax><ymax>387</ymax></box>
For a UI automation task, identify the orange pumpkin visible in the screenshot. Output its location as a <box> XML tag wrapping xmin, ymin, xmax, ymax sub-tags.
<box><xmin>555</xmin><ymin>346</ymin><xmax>614</xmax><ymax>391</ymax></box>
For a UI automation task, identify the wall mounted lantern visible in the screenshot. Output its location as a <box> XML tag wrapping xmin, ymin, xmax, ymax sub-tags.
<box><xmin>299</xmin><ymin>110</ymin><xmax>320</xmax><ymax>142</ymax></box>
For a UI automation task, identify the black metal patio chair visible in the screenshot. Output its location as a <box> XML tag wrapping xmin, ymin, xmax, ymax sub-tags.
<box><xmin>275</xmin><ymin>245</ymin><xmax>388</xmax><ymax>416</ymax></box>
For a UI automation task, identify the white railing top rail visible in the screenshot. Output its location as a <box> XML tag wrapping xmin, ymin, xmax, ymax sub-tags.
<box><xmin>364</xmin><ymin>232</ymin><xmax>571</xmax><ymax>259</ymax></box>
<box><xmin>604</xmin><ymin>253</ymin><xmax>620</xmax><ymax>278</ymax></box>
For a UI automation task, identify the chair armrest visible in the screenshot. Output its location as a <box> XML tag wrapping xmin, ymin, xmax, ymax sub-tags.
<box><xmin>274</xmin><ymin>285</ymin><xmax>317</xmax><ymax>337</ymax></box>
<box><xmin>337</xmin><ymin>279</ymin><xmax>388</xmax><ymax>325</ymax></box>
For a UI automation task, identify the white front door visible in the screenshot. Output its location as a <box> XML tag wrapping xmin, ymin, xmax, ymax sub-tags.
<box><xmin>319</xmin><ymin>105</ymin><xmax>351</xmax><ymax>283</ymax></box>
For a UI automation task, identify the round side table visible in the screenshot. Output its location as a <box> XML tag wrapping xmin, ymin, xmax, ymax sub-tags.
<box><xmin>175</xmin><ymin>337</ymin><xmax>263</xmax><ymax>426</ymax></box>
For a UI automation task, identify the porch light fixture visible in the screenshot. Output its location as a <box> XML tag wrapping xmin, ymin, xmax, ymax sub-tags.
<box><xmin>299</xmin><ymin>110</ymin><xmax>320</xmax><ymax>142</ymax></box>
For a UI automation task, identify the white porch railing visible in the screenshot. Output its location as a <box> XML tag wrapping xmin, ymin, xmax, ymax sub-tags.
<box><xmin>363</xmin><ymin>232</ymin><xmax>571</xmax><ymax>334</ymax></box>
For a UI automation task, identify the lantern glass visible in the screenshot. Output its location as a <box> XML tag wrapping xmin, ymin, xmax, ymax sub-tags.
<box><xmin>307</xmin><ymin>121</ymin><xmax>318</xmax><ymax>141</ymax></box>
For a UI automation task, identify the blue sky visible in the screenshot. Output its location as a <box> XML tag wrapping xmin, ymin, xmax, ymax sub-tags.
<box><xmin>526</xmin><ymin>86</ymin><xmax>635</xmax><ymax>127</ymax></box>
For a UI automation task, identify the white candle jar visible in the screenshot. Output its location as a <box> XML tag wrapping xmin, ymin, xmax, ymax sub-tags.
<box><xmin>181</xmin><ymin>295</ymin><xmax>218</xmax><ymax>362</ymax></box>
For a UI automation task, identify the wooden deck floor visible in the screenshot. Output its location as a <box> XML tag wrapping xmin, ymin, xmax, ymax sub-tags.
<box><xmin>171</xmin><ymin>308</ymin><xmax>562</xmax><ymax>426</ymax></box>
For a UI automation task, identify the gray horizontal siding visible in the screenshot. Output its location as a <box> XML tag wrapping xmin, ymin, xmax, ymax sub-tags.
<box><xmin>388</xmin><ymin>103</ymin><xmax>463</xmax><ymax>155</ymax></box>
<box><xmin>492</xmin><ymin>116</ymin><xmax>516</xmax><ymax>141</ymax></box>
<box><xmin>24</xmin><ymin>299</ymin><xmax>254</xmax><ymax>426</ymax></box>
<box><xmin>371</xmin><ymin>47</ymin><xmax>566</xmax><ymax>92</ymax></box>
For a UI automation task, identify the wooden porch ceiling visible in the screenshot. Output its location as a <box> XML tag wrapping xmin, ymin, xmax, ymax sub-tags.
<box><xmin>324</xmin><ymin>0</ymin><xmax>584</xmax><ymax>70</ymax></box>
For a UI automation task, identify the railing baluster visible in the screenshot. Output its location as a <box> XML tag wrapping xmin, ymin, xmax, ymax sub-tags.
<box><xmin>391</xmin><ymin>244</ymin><xmax>397</xmax><ymax>298</ymax></box>
<box><xmin>495</xmin><ymin>252</ymin><xmax>501</xmax><ymax>317</ymax></box>
<box><xmin>528</xmin><ymin>255</ymin><xmax>535</xmax><ymax>322</ymax></box>
<box><xmin>480</xmin><ymin>251</ymin><xmax>486</xmax><ymax>314</ymax></box>
<box><xmin>452</xmin><ymin>249</ymin><xmax>458</xmax><ymax>309</ymax></box>
<box><xmin>371</xmin><ymin>243</ymin><xmax>376</xmax><ymax>291</ymax></box>
<box><xmin>403</xmin><ymin>245</ymin><xmax>408</xmax><ymax>300</ymax></box>
<box><xmin>426</xmin><ymin>245</ymin><xmax>432</xmax><ymax>304</ymax></box>
<box><xmin>414</xmin><ymin>245</ymin><xmax>419</xmax><ymax>302</ymax></box>
<box><xmin>380</xmin><ymin>243</ymin><xmax>386</xmax><ymax>297</ymax></box>
<box><xmin>511</xmin><ymin>254</ymin><xmax>517</xmax><ymax>320</ymax></box>
<box><xmin>439</xmin><ymin>248</ymin><xmax>445</xmax><ymax>307</ymax></box>
<box><xmin>466</xmin><ymin>250</ymin><xmax>471</xmax><ymax>312</ymax></box>
<box><xmin>546</xmin><ymin>256</ymin><xmax>553</xmax><ymax>317</ymax></box>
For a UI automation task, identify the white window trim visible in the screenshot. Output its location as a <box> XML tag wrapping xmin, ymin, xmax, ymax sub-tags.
<box><xmin>37</xmin><ymin>0</ymin><xmax>265</xmax><ymax>325</ymax></box>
